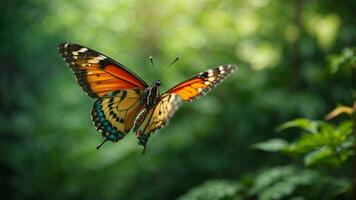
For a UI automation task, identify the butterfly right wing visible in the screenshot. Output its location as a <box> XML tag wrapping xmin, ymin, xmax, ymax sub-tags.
<box><xmin>91</xmin><ymin>89</ymin><xmax>145</xmax><ymax>142</ymax></box>
<box><xmin>167</xmin><ymin>65</ymin><xmax>236</xmax><ymax>102</ymax></box>
<box><xmin>59</xmin><ymin>43</ymin><xmax>148</xmax><ymax>98</ymax></box>
<box><xmin>134</xmin><ymin>65</ymin><xmax>237</xmax><ymax>148</ymax></box>
<box><xmin>135</xmin><ymin>93</ymin><xmax>182</xmax><ymax>147</ymax></box>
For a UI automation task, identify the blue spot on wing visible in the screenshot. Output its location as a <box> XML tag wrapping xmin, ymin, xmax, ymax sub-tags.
<box><xmin>91</xmin><ymin>98</ymin><xmax>126</xmax><ymax>142</ymax></box>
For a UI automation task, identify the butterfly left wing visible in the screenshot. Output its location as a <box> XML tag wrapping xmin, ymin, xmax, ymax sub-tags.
<box><xmin>92</xmin><ymin>89</ymin><xmax>145</xmax><ymax>145</ymax></box>
<box><xmin>135</xmin><ymin>93</ymin><xmax>182</xmax><ymax>147</ymax></box>
<box><xmin>59</xmin><ymin>43</ymin><xmax>148</xmax><ymax>98</ymax></box>
<box><xmin>167</xmin><ymin>64</ymin><xmax>236</xmax><ymax>102</ymax></box>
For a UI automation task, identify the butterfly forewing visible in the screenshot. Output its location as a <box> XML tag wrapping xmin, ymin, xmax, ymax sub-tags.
<box><xmin>91</xmin><ymin>89</ymin><xmax>145</xmax><ymax>141</ymax></box>
<box><xmin>168</xmin><ymin>64</ymin><xmax>236</xmax><ymax>102</ymax></box>
<box><xmin>58</xmin><ymin>43</ymin><xmax>148</xmax><ymax>98</ymax></box>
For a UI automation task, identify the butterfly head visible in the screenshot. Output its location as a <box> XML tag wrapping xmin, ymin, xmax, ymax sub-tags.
<box><xmin>154</xmin><ymin>80</ymin><xmax>161</xmax><ymax>87</ymax></box>
<box><xmin>143</xmin><ymin>80</ymin><xmax>162</xmax><ymax>108</ymax></box>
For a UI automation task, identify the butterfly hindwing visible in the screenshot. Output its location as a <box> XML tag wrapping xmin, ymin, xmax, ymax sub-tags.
<box><xmin>136</xmin><ymin>93</ymin><xmax>182</xmax><ymax>146</ymax></box>
<box><xmin>58</xmin><ymin>43</ymin><xmax>148</xmax><ymax>98</ymax></box>
<box><xmin>168</xmin><ymin>65</ymin><xmax>236</xmax><ymax>102</ymax></box>
<box><xmin>91</xmin><ymin>89</ymin><xmax>145</xmax><ymax>141</ymax></box>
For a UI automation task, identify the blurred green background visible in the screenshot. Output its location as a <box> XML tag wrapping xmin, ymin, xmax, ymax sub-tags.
<box><xmin>1</xmin><ymin>0</ymin><xmax>355</xmax><ymax>199</ymax></box>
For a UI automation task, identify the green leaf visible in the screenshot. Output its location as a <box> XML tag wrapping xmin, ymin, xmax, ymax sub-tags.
<box><xmin>178</xmin><ymin>179</ymin><xmax>243</xmax><ymax>200</ymax></box>
<box><xmin>331</xmin><ymin>178</ymin><xmax>353</xmax><ymax>196</ymax></box>
<box><xmin>287</xmin><ymin>133</ymin><xmax>324</xmax><ymax>153</ymax></box>
<box><xmin>304</xmin><ymin>147</ymin><xmax>333</xmax><ymax>166</ymax></box>
<box><xmin>327</xmin><ymin>47</ymin><xmax>356</xmax><ymax>74</ymax></box>
<box><xmin>276</xmin><ymin>118</ymin><xmax>319</xmax><ymax>133</ymax></box>
<box><xmin>338</xmin><ymin>149</ymin><xmax>354</xmax><ymax>163</ymax></box>
<box><xmin>337</xmin><ymin>120</ymin><xmax>353</xmax><ymax>136</ymax></box>
<box><xmin>252</xmin><ymin>139</ymin><xmax>289</xmax><ymax>152</ymax></box>
<box><xmin>249</xmin><ymin>165</ymin><xmax>296</xmax><ymax>195</ymax></box>
<box><xmin>258</xmin><ymin>180</ymin><xmax>296</xmax><ymax>200</ymax></box>
<box><xmin>249</xmin><ymin>165</ymin><xmax>318</xmax><ymax>200</ymax></box>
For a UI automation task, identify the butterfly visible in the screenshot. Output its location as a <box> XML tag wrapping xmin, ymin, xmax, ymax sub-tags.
<box><xmin>58</xmin><ymin>43</ymin><xmax>236</xmax><ymax>151</ymax></box>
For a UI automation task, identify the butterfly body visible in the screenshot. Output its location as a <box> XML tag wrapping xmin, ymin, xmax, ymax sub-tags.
<box><xmin>141</xmin><ymin>80</ymin><xmax>161</xmax><ymax>108</ymax></box>
<box><xmin>59</xmin><ymin>42</ymin><xmax>236</xmax><ymax>150</ymax></box>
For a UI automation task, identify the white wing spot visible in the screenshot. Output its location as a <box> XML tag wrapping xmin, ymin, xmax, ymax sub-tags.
<box><xmin>88</xmin><ymin>59</ymin><xmax>100</xmax><ymax>64</ymax></box>
<box><xmin>72</xmin><ymin>51</ymin><xmax>79</xmax><ymax>56</ymax></box>
<box><xmin>208</xmin><ymin>77</ymin><xmax>215</xmax><ymax>82</ymax></box>
<box><xmin>207</xmin><ymin>69</ymin><xmax>214</xmax><ymax>76</ymax></box>
<box><xmin>64</xmin><ymin>43</ymin><xmax>69</xmax><ymax>48</ymax></box>
<box><xmin>219</xmin><ymin>66</ymin><xmax>227</xmax><ymax>74</ymax></box>
<box><xmin>227</xmin><ymin>65</ymin><xmax>237</xmax><ymax>72</ymax></box>
<box><xmin>78</xmin><ymin>48</ymin><xmax>88</xmax><ymax>53</ymax></box>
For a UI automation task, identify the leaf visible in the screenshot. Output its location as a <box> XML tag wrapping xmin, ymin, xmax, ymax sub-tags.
<box><xmin>338</xmin><ymin>149</ymin><xmax>354</xmax><ymax>163</ymax></box>
<box><xmin>330</xmin><ymin>178</ymin><xmax>353</xmax><ymax>196</ymax></box>
<box><xmin>178</xmin><ymin>179</ymin><xmax>243</xmax><ymax>200</ymax></box>
<box><xmin>276</xmin><ymin>118</ymin><xmax>319</xmax><ymax>134</ymax></box>
<box><xmin>259</xmin><ymin>169</ymin><xmax>315</xmax><ymax>200</ymax></box>
<box><xmin>252</xmin><ymin>139</ymin><xmax>289</xmax><ymax>152</ymax></box>
<box><xmin>327</xmin><ymin>47</ymin><xmax>356</xmax><ymax>74</ymax></box>
<box><xmin>249</xmin><ymin>165</ymin><xmax>296</xmax><ymax>195</ymax></box>
<box><xmin>337</xmin><ymin>120</ymin><xmax>353</xmax><ymax>136</ymax></box>
<box><xmin>325</xmin><ymin>105</ymin><xmax>354</xmax><ymax>120</ymax></box>
<box><xmin>287</xmin><ymin>133</ymin><xmax>324</xmax><ymax>153</ymax></box>
<box><xmin>249</xmin><ymin>165</ymin><xmax>318</xmax><ymax>200</ymax></box>
<box><xmin>304</xmin><ymin>146</ymin><xmax>333</xmax><ymax>166</ymax></box>
<box><xmin>258</xmin><ymin>180</ymin><xmax>296</xmax><ymax>200</ymax></box>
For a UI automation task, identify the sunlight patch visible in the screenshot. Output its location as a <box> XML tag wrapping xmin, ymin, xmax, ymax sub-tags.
<box><xmin>303</xmin><ymin>13</ymin><xmax>341</xmax><ymax>50</ymax></box>
<box><xmin>236</xmin><ymin>41</ymin><xmax>281</xmax><ymax>70</ymax></box>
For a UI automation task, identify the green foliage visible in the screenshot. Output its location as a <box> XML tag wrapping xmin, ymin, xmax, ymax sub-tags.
<box><xmin>327</xmin><ymin>47</ymin><xmax>356</xmax><ymax>74</ymax></box>
<box><xmin>254</xmin><ymin>117</ymin><xmax>354</xmax><ymax>166</ymax></box>
<box><xmin>178</xmin><ymin>179</ymin><xmax>243</xmax><ymax>200</ymax></box>
<box><xmin>248</xmin><ymin>165</ymin><xmax>351</xmax><ymax>200</ymax></box>
<box><xmin>276</xmin><ymin>118</ymin><xmax>320</xmax><ymax>134</ymax></box>
<box><xmin>252</xmin><ymin>138</ymin><xmax>289</xmax><ymax>152</ymax></box>
<box><xmin>249</xmin><ymin>46</ymin><xmax>356</xmax><ymax>199</ymax></box>
<box><xmin>249</xmin><ymin>165</ymin><xmax>317</xmax><ymax>200</ymax></box>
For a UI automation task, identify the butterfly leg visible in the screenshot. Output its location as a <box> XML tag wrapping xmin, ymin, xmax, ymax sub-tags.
<box><xmin>96</xmin><ymin>138</ymin><xmax>110</xmax><ymax>150</ymax></box>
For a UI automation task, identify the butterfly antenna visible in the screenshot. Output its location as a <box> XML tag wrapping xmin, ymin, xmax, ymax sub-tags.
<box><xmin>159</xmin><ymin>56</ymin><xmax>180</xmax><ymax>79</ymax></box>
<box><xmin>96</xmin><ymin>138</ymin><xmax>110</xmax><ymax>150</ymax></box>
<box><xmin>149</xmin><ymin>56</ymin><xmax>159</xmax><ymax>79</ymax></box>
<box><xmin>167</xmin><ymin>56</ymin><xmax>180</xmax><ymax>69</ymax></box>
